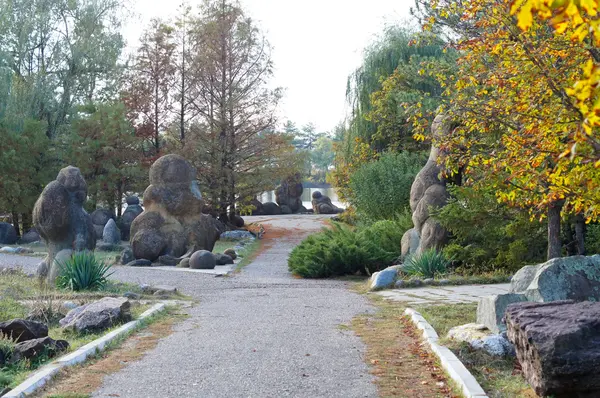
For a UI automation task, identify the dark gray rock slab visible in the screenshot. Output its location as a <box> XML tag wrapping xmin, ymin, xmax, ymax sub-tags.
<box><xmin>505</xmin><ymin>300</ymin><xmax>600</xmax><ymax>397</ymax></box>
<box><xmin>0</xmin><ymin>222</ymin><xmax>17</xmax><ymax>244</ymax></box>
<box><xmin>126</xmin><ymin>259</ymin><xmax>152</xmax><ymax>267</ymax></box>
<box><xmin>214</xmin><ymin>253</ymin><xmax>234</xmax><ymax>265</ymax></box>
<box><xmin>103</xmin><ymin>219</ymin><xmax>121</xmax><ymax>245</ymax></box>
<box><xmin>10</xmin><ymin>336</ymin><xmax>69</xmax><ymax>363</ymax></box>
<box><xmin>0</xmin><ymin>319</ymin><xmax>48</xmax><ymax>343</ymax></box>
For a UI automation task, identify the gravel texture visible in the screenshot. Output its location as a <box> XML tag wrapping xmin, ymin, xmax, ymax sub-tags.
<box><xmin>0</xmin><ymin>215</ymin><xmax>375</xmax><ymax>397</ymax></box>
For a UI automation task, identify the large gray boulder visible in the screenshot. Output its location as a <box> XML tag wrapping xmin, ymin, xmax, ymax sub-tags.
<box><xmin>19</xmin><ymin>228</ymin><xmax>40</xmax><ymax>244</ymax></box>
<box><xmin>477</xmin><ymin>293</ymin><xmax>528</xmax><ymax>333</ymax></box>
<box><xmin>90</xmin><ymin>208</ymin><xmax>116</xmax><ymax>240</ymax></box>
<box><xmin>130</xmin><ymin>155</ymin><xmax>222</xmax><ymax>261</ymax></box>
<box><xmin>505</xmin><ymin>300</ymin><xmax>600</xmax><ymax>397</ymax></box>
<box><xmin>511</xmin><ymin>255</ymin><xmax>600</xmax><ymax>302</ymax></box>
<box><xmin>60</xmin><ymin>297</ymin><xmax>131</xmax><ymax>333</ymax></box>
<box><xmin>0</xmin><ymin>222</ymin><xmax>17</xmax><ymax>244</ymax></box>
<box><xmin>102</xmin><ymin>219</ymin><xmax>121</xmax><ymax>245</ymax></box>
<box><xmin>33</xmin><ymin>166</ymin><xmax>96</xmax><ymax>284</ymax></box>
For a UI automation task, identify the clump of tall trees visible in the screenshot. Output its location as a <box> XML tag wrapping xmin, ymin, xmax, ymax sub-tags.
<box><xmin>0</xmin><ymin>0</ymin><xmax>302</xmax><ymax>231</ymax></box>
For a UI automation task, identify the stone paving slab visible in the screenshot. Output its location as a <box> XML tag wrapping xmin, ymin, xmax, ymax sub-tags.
<box><xmin>377</xmin><ymin>284</ymin><xmax>511</xmax><ymax>305</ymax></box>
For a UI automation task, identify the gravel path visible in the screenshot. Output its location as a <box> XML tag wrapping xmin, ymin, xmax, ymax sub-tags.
<box><xmin>83</xmin><ymin>215</ymin><xmax>377</xmax><ymax>398</ymax></box>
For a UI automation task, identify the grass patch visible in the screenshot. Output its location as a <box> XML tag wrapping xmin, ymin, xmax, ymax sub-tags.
<box><xmin>234</xmin><ymin>239</ymin><xmax>261</xmax><ymax>272</ymax></box>
<box><xmin>413</xmin><ymin>303</ymin><xmax>535</xmax><ymax>398</ymax></box>
<box><xmin>351</xmin><ymin>295</ymin><xmax>459</xmax><ymax>397</ymax></box>
<box><xmin>2</xmin><ymin>304</ymin><xmax>176</xmax><ymax>391</ymax></box>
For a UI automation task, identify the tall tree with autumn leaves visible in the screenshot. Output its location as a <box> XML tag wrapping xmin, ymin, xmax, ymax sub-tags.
<box><xmin>414</xmin><ymin>0</ymin><xmax>599</xmax><ymax>258</ymax></box>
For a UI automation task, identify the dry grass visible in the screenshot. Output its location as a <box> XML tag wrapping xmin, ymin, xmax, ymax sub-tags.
<box><xmin>351</xmin><ymin>296</ymin><xmax>458</xmax><ymax>398</ymax></box>
<box><xmin>32</xmin><ymin>309</ymin><xmax>184</xmax><ymax>398</ymax></box>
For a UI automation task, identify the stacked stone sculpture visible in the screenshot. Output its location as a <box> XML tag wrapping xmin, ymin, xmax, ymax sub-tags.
<box><xmin>33</xmin><ymin>166</ymin><xmax>96</xmax><ymax>283</ymax></box>
<box><xmin>130</xmin><ymin>154</ymin><xmax>224</xmax><ymax>262</ymax></box>
<box><xmin>401</xmin><ymin>113</ymin><xmax>452</xmax><ymax>258</ymax></box>
<box><xmin>275</xmin><ymin>174</ymin><xmax>305</xmax><ymax>213</ymax></box>
<box><xmin>311</xmin><ymin>191</ymin><xmax>342</xmax><ymax>214</ymax></box>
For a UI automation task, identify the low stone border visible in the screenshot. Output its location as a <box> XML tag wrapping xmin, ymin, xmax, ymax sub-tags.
<box><xmin>4</xmin><ymin>302</ymin><xmax>167</xmax><ymax>398</ymax></box>
<box><xmin>149</xmin><ymin>263</ymin><xmax>236</xmax><ymax>275</ymax></box>
<box><xmin>404</xmin><ymin>308</ymin><xmax>488</xmax><ymax>398</ymax></box>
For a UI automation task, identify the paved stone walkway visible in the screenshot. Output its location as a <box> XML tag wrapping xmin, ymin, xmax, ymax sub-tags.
<box><xmin>377</xmin><ymin>283</ymin><xmax>510</xmax><ymax>305</ymax></box>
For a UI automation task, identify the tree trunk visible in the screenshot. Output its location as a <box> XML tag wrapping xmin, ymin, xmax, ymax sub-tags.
<box><xmin>575</xmin><ymin>213</ymin><xmax>586</xmax><ymax>255</ymax></box>
<box><xmin>22</xmin><ymin>211</ymin><xmax>32</xmax><ymax>233</ymax></box>
<box><xmin>117</xmin><ymin>183</ymin><xmax>124</xmax><ymax>218</ymax></box>
<box><xmin>547</xmin><ymin>201</ymin><xmax>564</xmax><ymax>260</ymax></box>
<box><xmin>11</xmin><ymin>212</ymin><xmax>20</xmax><ymax>237</ymax></box>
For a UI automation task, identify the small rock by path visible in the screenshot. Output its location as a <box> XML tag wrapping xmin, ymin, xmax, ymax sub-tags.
<box><xmin>377</xmin><ymin>283</ymin><xmax>511</xmax><ymax>304</ymax></box>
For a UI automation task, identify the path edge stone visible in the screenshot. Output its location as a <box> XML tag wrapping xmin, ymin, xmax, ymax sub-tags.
<box><xmin>4</xmin><ymin>302</ymin><xmax>167</xmax><ymax>398</ymax></box>
<box><xmin>404</xmin><ymin>308</ymin><xmax>489</xmax><ymax>398</ymax></box>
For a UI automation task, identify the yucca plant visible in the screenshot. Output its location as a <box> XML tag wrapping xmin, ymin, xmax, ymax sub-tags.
<box><xmin>56</xmin><ymin>251</ymin><xmax>114</xmax><ymax>291</ymax></box>
<box><xmin>402</xmin><ymin>249</ymin><xmax>449</xmax><ymax>279</ymax></box>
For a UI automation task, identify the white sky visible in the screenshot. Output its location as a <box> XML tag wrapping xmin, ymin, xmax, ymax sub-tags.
<box><xmin>122</xmin><ymin>0</ymin><xmax>412</xmax><ymax>133</ymax></box>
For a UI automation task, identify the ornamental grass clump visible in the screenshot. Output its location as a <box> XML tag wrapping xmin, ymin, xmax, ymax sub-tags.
<box><xmin>56</xmin><ymin>251</ymin><xmax>114</xmax><ymax>291</ymax></box>
<box><xmin>402</xmin><ymin>249</ymin><xmax>449</xmax><ymax>279</ymax></box>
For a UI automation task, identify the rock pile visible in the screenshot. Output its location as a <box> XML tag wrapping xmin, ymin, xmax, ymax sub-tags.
<box><xmin>311</xmin><ymin>191</ymin><xmax>343</xmax><ymax>214</ymax></box>
<box><xmin>130</xmin><ymin>155</ymin><xmax>224</xmax><ymax>262</ymax></box>
<box><xmin>275</xmin><ymin>174</ymin><xmax>307</xmax><ymax>214</ymax></box>
<box><xmin>120</xmin><ymin>196</ymin><xmax>143</xmax><ymax>241</ymax></box>
<box><xmin>90</xmin><ymin>208</ymin><xmax>116</xmax><ymax>240</ymax></box>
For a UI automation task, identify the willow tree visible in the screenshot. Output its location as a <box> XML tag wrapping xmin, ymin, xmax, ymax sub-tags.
<box><xmin>331</xmin><ymin>27</ymin><xmax>455</xmax><ymax>202</ymax></box>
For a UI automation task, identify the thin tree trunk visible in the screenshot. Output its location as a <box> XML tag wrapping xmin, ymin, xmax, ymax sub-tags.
<box><xmin>22</xmin><ymin>211</ymin><xmax>32</xmax><ymax>233</ymax></box>
<box><xmin>575</xmin><ymin>213</ymin><xmax>586</xmax><ymax>255</ymax></box>
<box><xmin>117</xmin><ymin>183</ymin><xmax>124</xmax><ymax>218</ymax></box>
<box><xmin>547</xmin><ymin>200</ymin><xmax>564</xmax><ymax>260</ymax></box>
<box><xmin>11</xmin><ymin>212</ymin><xmax>20</xmax><ymax>237</ymax></box>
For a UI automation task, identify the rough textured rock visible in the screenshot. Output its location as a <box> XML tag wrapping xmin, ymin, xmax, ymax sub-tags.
<box><xmin>19</xmin><ymin>228</ymin><xmax>40</xmax><ymax>244</ymax></box>
<box><xmin>177</xmin><ymin>258</ymin><xmax>190</xmax><ymax>268</ymax></box>
<box><xmin>280</xmin><ymin>205</ymin><xmax>292</xmax><ymax>214</ymax></box>
<box><xmin>275</xmin><ymin>174</ymin><xmax>304</xmax><ymax>213</ymax></box>
<box><xmin>189</xmin><ymin>250</ymin><xmax>216</xmax><ymax>269</ymax></box>
<box><xmin>119</xmin><ymin>197</ymin><xmax>144</xmax><ymax>241</ymax></box>
<box><xmin>262</xmin><ymin>202</ymin><xmax>281</xmax><ymax>215</ymax></box>
<box><xmin>0</xmin><ymin>222</ymin><xmax>17</xmax><ymax>244</ymax></box>
<box><xmin>33</xmin><ymin>166</ymin><xmax>96</xmax><ymax>283</ymax></box>
<box><xmin>158</xmin><ymin>255</ymin><xmax>178</xmax><ymax>266</ymax></box>
<box><xmin>511</xmin><ymin>255</ymin><xmax>600</xmax><ymax>302</ymax></box>
<box><xmin>220</xmin><ymin>230</ymin><xmax>255</xmax><ymax>241</ymax></box>
<box><xmin>60</xmin><ymin>297</ymin><xmax>131</xmax><ymax>333</ymax></box>
<box><xmin>477</xmin><ymin>293</ymin><xmax>528</xmax><ymax>333</ymax></box>
<box><xmin>214</xmin><ymin>253</ymin><xmax>234</xmax><ymax>265</ymax></box>
<box><xmin>90</xmin><ymin>208</ymin><xmax>116</xmax><ymax>240</ymax></box>
<box><xmin>0</xmin><ymin>319</ymin><xmax>48</xmax><ymax>343</ymax></box>
<box><xmin>400</xmin><ymin>228</ymin><xmax>420</xmax><ymax>259</ymax></box>
<box><xmin>448</xmin><ymin>324</ymin><xmax>514</xmax><ymax>357</ymax></box>
<box><xmin>130</xmin><ymin>155</ymin><xmax>224</xmax><ymax>261</ymax></box>
<box><xmin>103</xmin><ymin>219</ymin><xmax>121</xmax><ymax>245</ymax></box>
<box><xmin>311</xmin><ymin>191</ymin><xmax>343</xmax><ymax>214</ymax></box>
<box><xmin>447</xmin><ymin>323</ymin><xmax>491</xmax><ymax>341</ymax></box>
<box><xmin>120</xmin><ymin>247</ymin><xmax>134</xmax><ymax>265</ymax></box>
<box><xmin>369</xmin><ymin>266</ymin><xmax>399</xmax><ymax>291</ymax></box>
<box><xmin>509</xmin><ymin>265</ymin><xmax>539</xmax><ymax>294</ymax></box>
<box><xmin>224</xmin><ymin>248</ymin><xmax>237</xmax><ymax>260</ymax></box>
<box><xmin>505</xmin><ymin>301</ymin><xmax>600</xmax><ymax>397</ymax></box>
<box><xmin>10</xmin><ymin>336</ymin><xmax>69</xmax><ymax>363</ymax></box>
<box><xmin>230</xmin><ymin>214</ymin><xmax>244</xmax><ymax>228</ymax></box>
<box><xmin>402</xmin><ymin>113</ymin><xmax>453</xmax><ymax>256</ymax></box>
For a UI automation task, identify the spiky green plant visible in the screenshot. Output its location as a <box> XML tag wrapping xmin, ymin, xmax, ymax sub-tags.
<box><xmin>56</xmin><ymin>251</ymin><xmax>114</xmax><ymax>291</ymax></box>
<box><xmin>402</xmin><ymin>249</ymin><xmax>449</xmax><ymax>279</ymax></box>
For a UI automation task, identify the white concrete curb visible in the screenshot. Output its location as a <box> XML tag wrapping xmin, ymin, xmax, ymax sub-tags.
<box><xmin>3</xmin><ymin>302</ymin><xmax>167</xmax><ymax>398</ymax></box>
<box><xmin>404</xmin><ymin>308</ymin><xmax>489</xmax><ymax>398</ymax></box>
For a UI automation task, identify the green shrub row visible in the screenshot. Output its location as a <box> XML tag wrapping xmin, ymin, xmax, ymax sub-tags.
<box><xmin>288</xmin><ymin>221</ymin><xmax>405</xmax><ymax>278</ymax></box>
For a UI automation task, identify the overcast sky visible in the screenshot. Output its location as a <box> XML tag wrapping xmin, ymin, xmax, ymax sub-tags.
<box><xmin>122</xmin><ymin>0</ymin><xmax>412</xmax><ymax>133</ymax></box>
